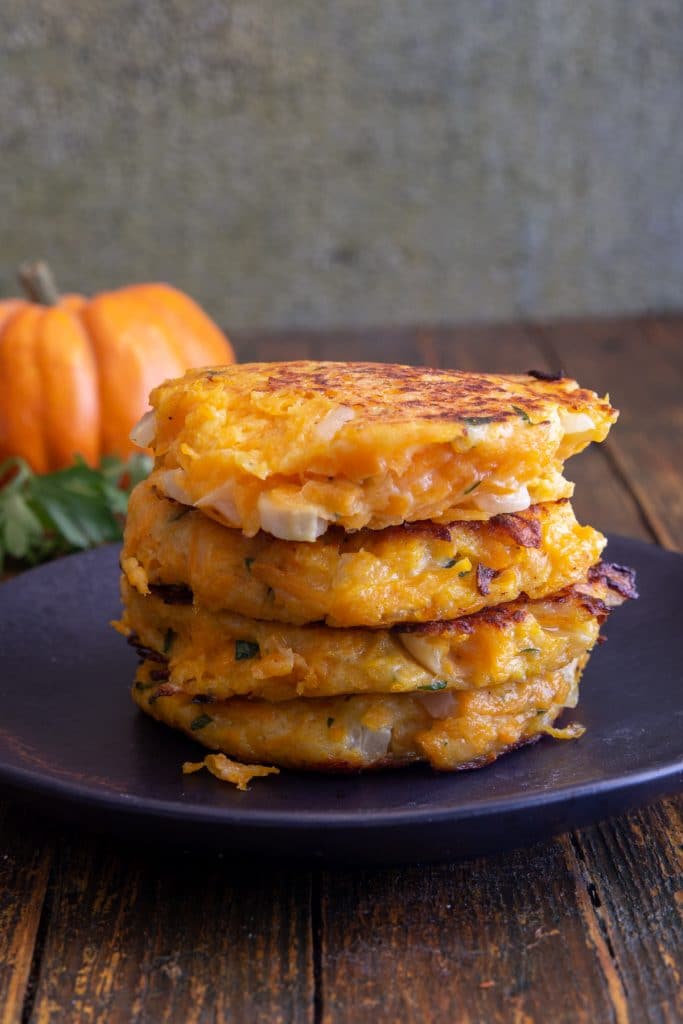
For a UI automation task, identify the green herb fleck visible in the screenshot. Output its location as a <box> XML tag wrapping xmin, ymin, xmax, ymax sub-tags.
<box><xmin>463</xmin><ymin>416</ymin><xmax>497</xmax><ymax>426</ymax></box>
<box><xmin>171</xmin><ymin>506</ymin><xmax>192</xmax><ymax>522</ymax></box>
<box><xmin>327</xmin><ymin>717</ymin><xmax>335</xmax><ymax>728</ymax></box>
<box><xmin>244</xmin><ymin>557</ymin><xmax>255</xmax><ymax>572</ymax></box>
<box><xmin>463</xmin><ymin>480</ymin><xmax>481</xmax><ymax>495</ymax></box>
<box><xmin>190</xmin><ymin>714</ymin><xmax>214</xmax><ymax>731</ymax></box>
<box><xmin>520</xmin><ymin>647</ymin><xmax>541</xmax><ymax>655</ymax></box>
<box><xmin>440</xmin><ymin>557</ymin><xmax>457</xmax><ymax>569</ymax></box>
<box><xmin>535</xmin><ymin>708</ymin><xmax>547</xmax><ymax>716</ymax></box>
<box><xmin>134</xmin><ymin>680</ymin><xmax>155</xmax><ymax>692</ymax></box>
<box><xmin>419</xmin><ymin>680</ymin><xmax>448</xmax><ymax>692</ymax></box>
<box><xmin>163</xmin><ymin>628</ymin><xmax>176</xmax><ymax>654</ymax></box>
<box><xmin>512</xmin><ymin>405</ymin><xmax>531</xmax><ymax>423</ymax></box>
<box><xmin>458</xmin><ymin>569</ymin><xmax>471</xmax><ymax>578</ymax></box>
<box><xmin>235</xmin><ymin>639</ymin><xmax>260</xmax><ymax>661</ymax></box>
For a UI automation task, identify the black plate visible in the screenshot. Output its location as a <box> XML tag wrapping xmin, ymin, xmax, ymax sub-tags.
<box><xmin>0</xmin><ymin>537</ymin><xmax>681</xmax><ymax>864</ymax></box>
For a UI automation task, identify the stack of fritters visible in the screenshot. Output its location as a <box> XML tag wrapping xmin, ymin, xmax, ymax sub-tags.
<box><xmin>117</xmin><ymin>362</ymin><xmax>636</xmax><ymax>777</ymax></box>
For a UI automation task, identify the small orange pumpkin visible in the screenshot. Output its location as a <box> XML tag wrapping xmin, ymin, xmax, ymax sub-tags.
<box><xmin>0</xmin><ymin>262</ymin><xmax>235</xmax><ymax>473</ymax></box>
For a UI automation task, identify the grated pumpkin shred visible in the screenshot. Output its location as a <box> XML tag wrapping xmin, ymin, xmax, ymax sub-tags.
<box><xmin>538</xmin><ymin>721</ymin><xmax>586</xmax><ymax>741</ymax></box>
<box><xmin>182</xmin><ymin>753</ymin><xmax>279</xmax><ymax>790</ymax></box>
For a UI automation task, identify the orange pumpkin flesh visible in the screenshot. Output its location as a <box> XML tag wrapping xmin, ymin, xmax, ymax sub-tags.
<box><xmin>0</xmin><ymin>278</ymin><xmax>234</xmax><ymax>473</ymax></box>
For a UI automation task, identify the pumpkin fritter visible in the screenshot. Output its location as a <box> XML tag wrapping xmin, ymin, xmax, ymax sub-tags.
<box><xmin>134</xmin><ymin>362</ymin><xmax>617</xmax><ymax>539</ymax></box>
<box><xmin>118</xmin><ymin>564</ymin><xmax>632</xmax><ymax>702</ymax></box>
<box><xmin>122</xmin><ymin>479</ymin><xmax>606</xmax><ymax>627</ymax></box>
<box><xmin>132</xmin><ymin>657</ymin><xmax>586</xmax><ymax>772</ymax></box>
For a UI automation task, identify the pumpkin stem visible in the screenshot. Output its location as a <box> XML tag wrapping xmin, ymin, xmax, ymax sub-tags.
<box><xmin>18</xmin><ymin>261</ymin><xmax>61</xmax><ymax>306</ymax></box>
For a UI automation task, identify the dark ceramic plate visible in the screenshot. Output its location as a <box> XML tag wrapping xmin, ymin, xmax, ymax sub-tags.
<box><xmin>0</xmin><ymin>537</ymin><xmax>681</xmax><ymax>865</ymax></box>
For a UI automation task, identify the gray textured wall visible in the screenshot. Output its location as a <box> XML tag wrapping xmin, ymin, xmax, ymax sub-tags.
<box><xmin>1</xmin><ymin>1</ymin><xmax>682</xmax><ymax>329</ymax></box>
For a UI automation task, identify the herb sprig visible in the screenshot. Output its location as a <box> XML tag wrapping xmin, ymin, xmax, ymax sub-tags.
<box><xmin>0</xmin><ymin>453</ymin><xmax>152</xmax><ymax>572</ymax></box>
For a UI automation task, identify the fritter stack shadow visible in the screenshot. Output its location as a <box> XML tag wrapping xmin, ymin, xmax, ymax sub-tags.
<box><xmin>118</xmin><ymin>362</ymin><xmax>636</xmax><ymax>774</ymax></box>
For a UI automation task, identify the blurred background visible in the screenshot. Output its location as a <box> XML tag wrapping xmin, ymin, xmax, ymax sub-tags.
<box><xmin>2</xmin><ymin>1</ymin><xmax>682</xmax><ymax>329</ymax></box>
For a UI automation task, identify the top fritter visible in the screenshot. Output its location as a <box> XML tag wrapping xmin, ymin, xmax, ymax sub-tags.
<box><xmin>133</xmin><ymin>362</ymin><xmax>616</xmax><ymax>540</ymax></box>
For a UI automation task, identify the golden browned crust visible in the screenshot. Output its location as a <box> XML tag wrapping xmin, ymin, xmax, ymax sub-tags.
<box><xmin>132</xmin><ymin>657</ymin><xmax>587</xmax><ymax>772</ymax></box>
<box><xmin>394</xmin><ymin>561</ymin><xmax>634</xmax><ymax>636</ymax></box>
<box><xmin>163</xmin><ymin>361</ymin><xmax>612</xmax><ymax>426</ymax></box>
<box><xmin>121</xmin><ymin>479</ymin><xmax>607</xmax><ymax>627</ymax></box>
<box><xmin>118</xmin><ymin>562</ymin><xmax>632</xmax><ymax>702</ymax></box>
<box><xmin>140</xmin><ymin>361</ymin><xmax>618</xmax><ymax>536</ymax></box>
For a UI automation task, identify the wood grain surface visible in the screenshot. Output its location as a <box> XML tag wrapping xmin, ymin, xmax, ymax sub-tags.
<box><xmin>0</xmin><ymin>317</ymin><xmax>681</xmax><ymax>1024</ymax></box>
<box><xmin>25</xmin><ymin>836</ymin><xmax>313</xmax><ymax>1024</ymax></box>
<box><xmin>0</xmin><ymin>805</ymin><xmax>53</xmax><ymax>1024</ymax></box>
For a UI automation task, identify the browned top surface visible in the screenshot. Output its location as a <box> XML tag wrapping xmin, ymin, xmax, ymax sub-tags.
<box><xmin>157</xmin><ymin>359</ymin><xmax>614</xmax><ymax>425</ymax></box>
<box><xmin>2</xmin><ymin>316</ymin><xmax>682</xmax><ymax>1024</ymax></box>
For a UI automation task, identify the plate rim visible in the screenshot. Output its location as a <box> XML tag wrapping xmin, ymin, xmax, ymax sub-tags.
<box><xmin>1</xmin><ymin>752</ymin><xmax>683</xmax><ymax>832</ymax></box>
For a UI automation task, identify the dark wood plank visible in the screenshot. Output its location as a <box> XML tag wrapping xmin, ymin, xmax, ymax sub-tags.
<box><xmin>320</xmin><ymin>845</ymin><xmax>622</xmax><ymax>1024</ymax></box>
<box><xmin>27</xmin><ymin>835</ymin><xmax>313</xmax><ymax>1024</ymax></box>
<box><xmin>559</xmin><ymin>800</ymin><xmax>683</xmax><ymax>1024</ymax></box>
<box><xmin>231</xmin><ymin>330</ymin><xmax>316</xmax><ymax>363</ymax></box>
<box><xmin>0</xmin><ymin>803</ymin><xmax>53</xmax><ymax>1024</ymax></box>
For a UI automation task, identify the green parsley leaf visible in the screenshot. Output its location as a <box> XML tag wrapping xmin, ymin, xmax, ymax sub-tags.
<box><xmin>520</xmin><ymin>647</ymin><xmax>541</xmax><ymax>655</ymax></box>
<box><xmin>1</xmin><ymin>492</ymin><xmax>44</xmax><ymax>560</ymax></box>
<box><xmin>440</xmin><ymin>557</ymin><xmax>458</xmax><ymax>569</ymax></box>
<box><xmin>0</xmin><ymin>452</ymin><xmax>152</xmax><ymax>572</ymax></box>
<box><xmin>244</xmin><ymin>557</ymin><xmax>255</xmax><ymax>572</ymax></box>
<box><xmin>235</xmin><ymin>639</ymin><xmax>260</xmax><ymax>661</ymax></box>
<box><xmin>163</xmin><ymin>628</ymin><xmax>177</xmax><ymax>654</ymax></box>
<box><xmin>170</xmin><ymin>507</ymin><xmax>192</xmax><ymax>522</ymax></box>
<box><xmin>463</xmin><ymin>416</ymin><xmax>497</xmax><ymax>425</ymax></box>
<box><xmin>190</xmin><ymin>714</ymin><xmax>214</xmax><ymax>731</ymax></box>
<box><xmin>418</xmin><ymin>680</ymin><xmax>447</xmax><ymax>691</ymax></box>
<box><xmin>512</xmin><ymin>405</ymin><xmax>531</xmax><ymax>423</ymax></box>
<box><xmin>463</xmin><ymin>480</ymin><xmax>481</xmax><ymax>495</ymax></box>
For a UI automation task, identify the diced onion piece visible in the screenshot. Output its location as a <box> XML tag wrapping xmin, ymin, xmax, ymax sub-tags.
<box><xmin>416</xmin><ymin>690</ymin><xmax>457</xmax><ymax>719</ymax></box>
<box><xmin>398</xmin><ymin>634</ymin><xmax>443</xmax><ymax>675</ymax></box>
<box><xmin>258</xmin><ymin>491</ymin><xmax>328</xmax><ymax>542</ymax></box>
<box><xmin>347</xmin><ymin>725</ymin><xmax>392</xmax><ymax>760</ymax></box>
<box><xmin>196</xmin><ymin>481</ymin><xmax>240</xmax><ymax>527</ymax></box>
<box><xmin>129</xmin><ymin>410</ymin><xmax>156</xmax><ymax>448</ymax></box>
<box><xmin>473</xmin><ymin>484</ymin><xmax>530</xmax><ymax>515</ymax></box>
<box><xmin>559</xmin><ymin>410</ymin><xmax>595</xmax><ymax>434</ymax></box>
<box><xmin>560</xmin><ymin>659</ymin><xmax>581</xmax><ymax>708</ymax></box>
<box><xmin>315</xmin><ymin>406</ymin><xmax>355</xmax><ymax>441</ymax></box>
<box><xmin>159</xmin><ymin>469</ymin><xmax>193</xmax><ymax>506</ymax></box>
<box><xmin>465</xmin><ymin>423</ymin><xmax>489</xmax><ymax>443</ymax></box>
<box><xmin>563</xmin><ymin>680</ymin><xmax>580</xmax><ymax>709</ymax></box>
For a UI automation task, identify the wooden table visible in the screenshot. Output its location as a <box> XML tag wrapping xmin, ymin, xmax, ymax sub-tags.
<box><xmin>1</xmin><ymin>318</ymin><xmax>682</xmax><ymax>1024</ymax></box>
